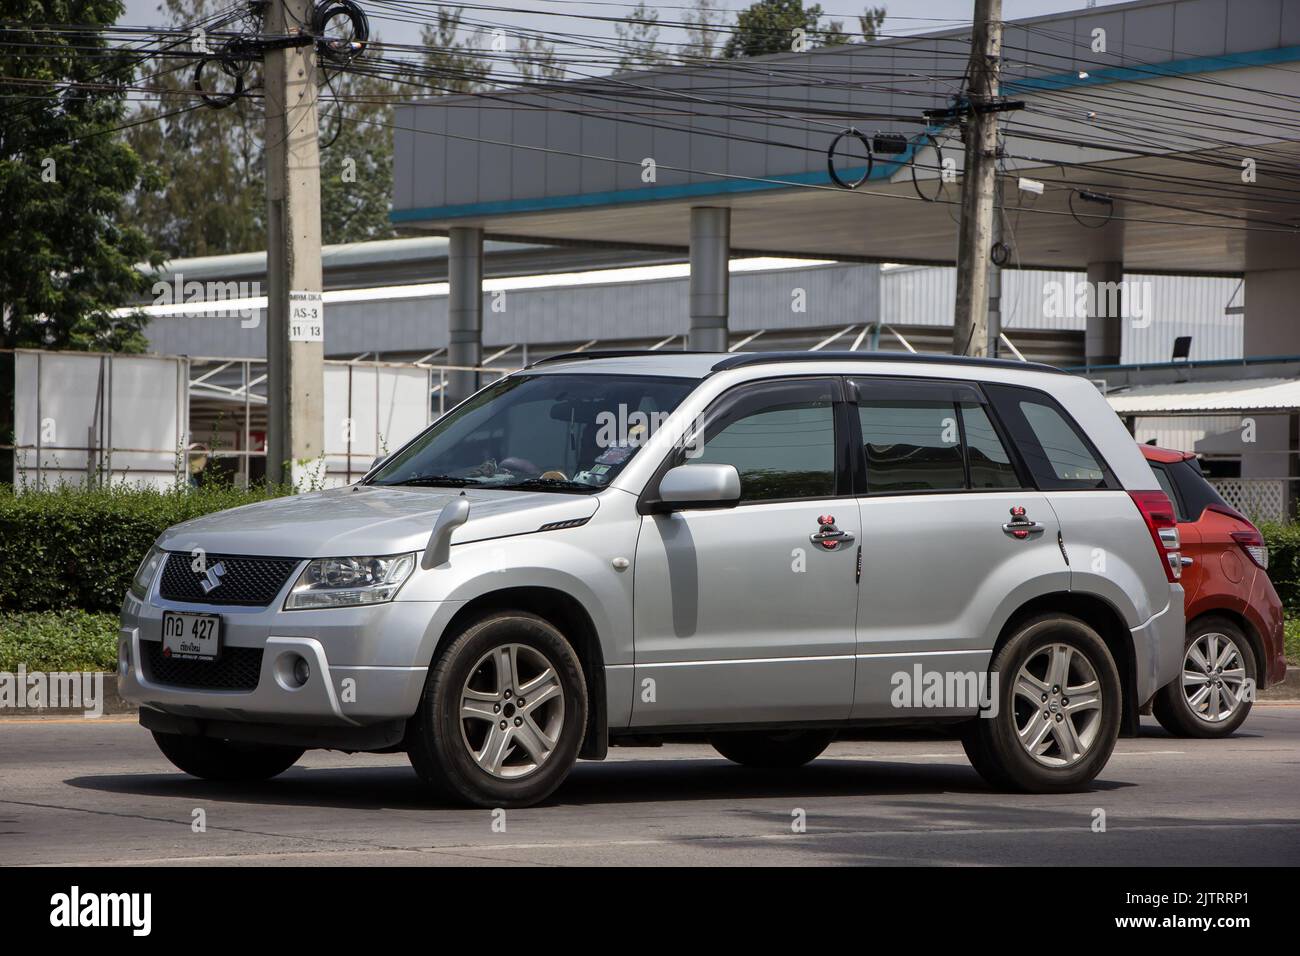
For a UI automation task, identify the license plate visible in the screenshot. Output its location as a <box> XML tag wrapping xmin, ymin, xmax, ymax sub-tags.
<box><xmin>161</xmin><ymin>612</ymin><xmax>222</xmax><ymax>661</ymax></box>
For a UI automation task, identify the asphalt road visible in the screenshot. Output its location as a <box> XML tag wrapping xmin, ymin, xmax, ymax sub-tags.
<box><xmin>3</xmin><ymin>706</ymin><xmax>1299</xmax><ymax>866</ymax></box>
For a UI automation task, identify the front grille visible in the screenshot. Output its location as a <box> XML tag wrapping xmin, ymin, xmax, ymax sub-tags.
<box><xmin>158</xmin><ymin>552</ymin><xmax>300</xmax><ymax>607</ymax></box>
<box><xmin>141</xmin><ymin>640</ymin><xmax>263</xmax><ymax>691</ymax></box>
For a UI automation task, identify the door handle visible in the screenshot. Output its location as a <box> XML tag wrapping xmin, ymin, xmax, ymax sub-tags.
<box><xmin>1003</xmin><ymin>505</ymin><xmax>1044</xmax><ymax>540</ymax></box>
<box><xmin>810</xmin><ymin>514</ymin><xmax>853</xmax><ymax>550</ymax></box>
<box><xmin>1180</xmin><ymin>556</ymin><xmax>1194</xmax><ymax>567</ymax></box>
<box><xmin>1002</xmin><ymin>521</ymin><xmax>1044</xmax><ymax>539</ymax></box>
<box><xmin>810</xmin><ymin>528</ymin><xmax>854</xmax><ymax>550</ymax></box>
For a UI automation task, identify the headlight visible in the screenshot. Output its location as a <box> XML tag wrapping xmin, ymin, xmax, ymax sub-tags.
<box><xmin>284</xmin><ymin>553</ymin><xmax>416</xmax><ymax>610</ymax></box>
<box><xmin>130</xmin><ymin>546</ymin><xmax>165</xmax><ymax>599</ymax></box>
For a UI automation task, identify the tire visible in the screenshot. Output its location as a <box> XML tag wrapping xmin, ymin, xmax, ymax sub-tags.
<box><xmin>406</xmin><ymin>611</ymin><xmax>587</xmax><ymax>808</ymax></box>
<box><xmin>151</xmin><ymin>731</ymin><xmax>303</xmax><ymax>781</ymax></box>
<box><xmin>710</xmin><ymin>730</ymin><xmax>834</xmax><ymax>768</ymax></box>
<box><xmin>1152</xmin><ymin>616</ymin><xmax>1256</xmax><ymax>738</ymax></box>
<box><xmin>962</xmin><ymin>614</ymin><xmax>1121</xmax><ymax>793</ymax></box>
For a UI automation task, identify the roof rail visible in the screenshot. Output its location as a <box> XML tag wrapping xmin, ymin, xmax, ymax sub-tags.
<box><xmin>709</xmin><ymin>350</ymin><xmax>1067</xmax><ymax>375</ymax></box>
<box><xmin>528</xmin><ymin>348</ymin><xmax>716</xmax><ymax>367</ymax></box>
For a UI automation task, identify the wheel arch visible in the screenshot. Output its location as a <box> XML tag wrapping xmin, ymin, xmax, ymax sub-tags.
<box><xmin>434</xmin><ymin>586</ymin><xmax>609</xmax><ymax>760</ymax></box>
<box><xmin>994</xmin><ymin>592</ymin><xmax>1140</xmax><ymax>737</ymax></box>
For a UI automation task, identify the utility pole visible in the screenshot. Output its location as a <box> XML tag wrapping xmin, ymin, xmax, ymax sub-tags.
<box><xmin>952</xmin><ymin>0</ymin><xmax>1003</xmax><ymax>357</ymax></box>
<box><xmin>987</xmin><ymin>175</ymin><xmax>1004</xmax><ymax>357</ymax></box>
<box><xmin>263</xmin><ymin>0</ymin><xmax>325</xmax><ymax>486</ymax></box>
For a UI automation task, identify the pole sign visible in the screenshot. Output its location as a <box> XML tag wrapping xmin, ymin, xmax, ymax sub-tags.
<box><xmin>288</xmin><ymin>290</ymin><xmax>324</xmax><ymax>342</ymax></box>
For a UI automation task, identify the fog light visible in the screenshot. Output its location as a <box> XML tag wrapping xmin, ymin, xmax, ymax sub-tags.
<box><xmin>118</xmin><ymin>639</ymin><xmax>131</xmax><ymax>678</ymax></box>
<box><xmin>293</xmin><ymin>656</ymin><xmax>311</xmax><ymax>686</ymax></box>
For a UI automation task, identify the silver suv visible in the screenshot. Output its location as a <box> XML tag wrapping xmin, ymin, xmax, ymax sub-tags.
<box><xmin>119</xmin><ymin>352</ymin><xmax>1185</xmax><ymax>807</ymax></box>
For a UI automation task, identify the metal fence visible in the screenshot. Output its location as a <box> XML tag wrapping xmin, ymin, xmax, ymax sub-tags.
<box><xmin>3</xmin><ymin>348</ymin><xmax>512</xmax><ymax>490</ymax></box>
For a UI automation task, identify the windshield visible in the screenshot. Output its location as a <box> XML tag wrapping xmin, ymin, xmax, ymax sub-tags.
<box><xmin>370</xmin><ymin>373</ymin><xmax>697</xmax><ymax>493</ymax></box>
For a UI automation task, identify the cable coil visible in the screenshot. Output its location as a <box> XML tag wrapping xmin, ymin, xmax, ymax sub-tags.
<box><xmin>826</xmin><ymin>128</ymin><xmax>874</xmax><ymax>190</ymax></box>
<box><xmin>312</xmin><ymin>0</ymin><xmax>370</xmax><ymax>63</ymax></box>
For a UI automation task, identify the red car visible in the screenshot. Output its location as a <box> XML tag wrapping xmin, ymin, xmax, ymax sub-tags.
<box><xmin>1141</xmin><ymin>444</ymin><xmax>1287</xmax><ymax>737</ymax></box>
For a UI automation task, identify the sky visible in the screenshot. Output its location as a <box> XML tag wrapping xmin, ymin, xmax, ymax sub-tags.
<box><xmin>117</xmin><ymin>0</ymin><xmax>1137</xmax><ymax>56</ymax></box>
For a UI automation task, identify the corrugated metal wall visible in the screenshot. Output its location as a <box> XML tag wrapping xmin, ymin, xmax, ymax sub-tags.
<box><xmin>878</xmin><ymin>265</ymin><xmax>1243</xmax><ymax>362</ymax></box>
<box><xmin>141</xmin><ymin>260</ymin><xmax>1242</xmax><ymax>364</ymax></box>
<box><xmin>143</xmin><ymin>262</ymin><xmax>880</xmax><ymax>358</ymax></box>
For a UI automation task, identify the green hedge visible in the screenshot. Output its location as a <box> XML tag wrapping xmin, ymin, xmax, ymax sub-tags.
<box><xmin>0</xmin><ymin>484</ymin><xmax>288</xmax><ymax>612</ymax></box>
<box><xmin>1261</xmin><ymin>523</ymin><xmax>1300</xmax><ymax>612</ymax></box>
<box><xmin>0</xmin><ymin>610</ymin><xmax>119</xmax><ymax>671</ymax></box>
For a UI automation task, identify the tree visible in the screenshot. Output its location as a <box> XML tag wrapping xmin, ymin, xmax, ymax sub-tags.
<box><xmin>682</xmin><ymin>0</ymin><xmax>727</xmax><ymax>60</ymax></box>
<box><xmin>513</xmin><ymin>35</ymin><xmax>565</xmax><ymax>82</ymax></box>
<box><xmin>318</xmin><ymin>67</ymin><xmax>395</xmax><ymax>245</ymax></box>
<box><xmin>125</xmin><ymin>0</ymin><xmax>266</xmax><ymax>260</ymax></box>
<box><xmin>724</xmin><ymin>0</ymin><xmax>886</xmax><ymax>57</ymax></box>
<box><xmin>859</xmin><ymin>6</ymin><xmax>887</xmax><ymax>40</ymax></box>
<box><xmin>614</xmin><ymin>1</ymin><xmax>664</xmax><ymax>71</ymax></box>
<box><xmin>0</xmin><ymin>0</ymin><xmax>160</xmax><ymax>351</ymax></box>
<box><xmin>419</xmin><ymin>7</ymin><xmax>492</xmax><ymax>92</ymax></box>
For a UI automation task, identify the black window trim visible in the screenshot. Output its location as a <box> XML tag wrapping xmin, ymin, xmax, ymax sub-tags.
<box><xmin>845</xmin><ymin>375</ymin><xmax>1035</xmax><ymax>497</ymax></box>
<box><xmin>637</xmin><ymin>374</ymin><xmax>853</xmax><ymax>514</ymax></box>
<box><xmin>981</xmin><ymin>382</ymin><xmax>1121</xmax><ymax>492</ymax></box>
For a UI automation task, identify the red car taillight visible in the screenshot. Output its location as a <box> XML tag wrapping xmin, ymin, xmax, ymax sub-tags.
<box><xmin>1129</xmin><ymin>490</ymin><xmax>1182</xmax><ymax>583</ymax></box>
<box><xmin>1230</xmin><ymin>529</ymin><xmax>1269</xmax><ymax>570</ymax></box>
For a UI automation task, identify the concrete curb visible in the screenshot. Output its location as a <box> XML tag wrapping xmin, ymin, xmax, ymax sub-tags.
<box><xmin>1260</xmin><ymin>668</ymin><xmax>1300</xmax><ymax>701</ymax></box>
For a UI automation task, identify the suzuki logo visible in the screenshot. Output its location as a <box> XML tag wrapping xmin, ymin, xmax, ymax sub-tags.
<box><xmin>199</xmin><ymin>561</ymin><xmax>227</xmax><ymax>594</ymax></box>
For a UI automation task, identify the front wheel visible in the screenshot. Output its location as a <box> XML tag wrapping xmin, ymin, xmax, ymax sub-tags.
<box><xmin>710</xmin><ymin>730</ymin><xmax>834</xmax><ymax>768</ymax></box>
<box><xmin>151</xmin><ymin>732</ymin><xmax>303</xmax><ymax>781</ymax></box>
<box><xmin>962</xmin><ymin>614</ymin><xmax>1121</xmax><ymax>792</ymax></box>
<box><xmin>1152</xmin><ymin>617</ymin><xmax>1256</xmax><ymax>738</ymax></box>
<box><xmin>407</xmin><ymin>612</ymin><xmax>588</xmax><ymax>808</ymax></box>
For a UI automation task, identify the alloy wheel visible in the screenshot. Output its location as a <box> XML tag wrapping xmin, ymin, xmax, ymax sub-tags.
<box><xmin>1012</xmin><ymin>643</ymin><xmax>1104</xmax><ymax>768</ymax></box>
<box><xmin>459</xmin><ymin>643</ymin><xmax>566</xmax><ymax>779</ymax></box>
<box><xmin>1181</xmin><ymin>631</ymin><xmax>1247</xmax><ymax>723</ymax></box>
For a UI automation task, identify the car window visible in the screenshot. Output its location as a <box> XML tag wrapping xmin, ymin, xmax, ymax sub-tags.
<box><xmin>961</xmin><ymin>402</ymin><xmax>1021</xmax><ymax>489</ymax></box>
<box><xmin>857</xmin><ymin>400</ymin><xmax>965</xmax><ymax>493</ymax></box>
<box><xmin>983</xmin><ymin>384</ymin><xmax>1114</xmax><ymax>491</ymax></box>
<box><xmin>688</xmin><ymin>380</ymin><xmax>837</xmax><ymax>502</ymax></box>
<box><xmin>372</xmin><ymin>373</ymin><xmax>696</xmax><ymax>492</ymax></box>
<box><xmin>1149</xmin><ymin>463</ymin><xmax>1187</xmax><ymax>521</ymax></box>
<box><xmin>1170</xmin><ymin>458</ymin><xmax>1231</xmax><ymax>522</ymax></box>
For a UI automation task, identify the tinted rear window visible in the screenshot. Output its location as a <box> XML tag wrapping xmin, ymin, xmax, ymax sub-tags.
<box><xmin>983</xmin><ymin>384</ymin><xmax>1117</xmax><ymax>491</ymax></box>
<box><xmin>1169</xmin><ymin>458</ymin><xmax>1233</xmax><ymax>521</ymax></box>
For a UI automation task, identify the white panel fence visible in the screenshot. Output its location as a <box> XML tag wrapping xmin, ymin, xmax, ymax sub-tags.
<box><xmin>5</xmin><ymin>349</ymin><xmax>507</xmax><ymax>490</ymax></box>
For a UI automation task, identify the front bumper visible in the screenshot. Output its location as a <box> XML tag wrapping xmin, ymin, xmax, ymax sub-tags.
<box><xmin>117</xmin><ymin>589</ymin><xmax>449</xmax><ymax>728</ymax></box>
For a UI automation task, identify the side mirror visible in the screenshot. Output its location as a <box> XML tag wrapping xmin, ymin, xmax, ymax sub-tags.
<box><xmin>657</xmin><ymin>463</ymin><xmax>741</xmax><ymax>511</ymax></box>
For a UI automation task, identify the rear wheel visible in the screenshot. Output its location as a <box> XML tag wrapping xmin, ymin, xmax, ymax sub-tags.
<box><xmin>1153</xmin><ymin>617</ymin><xmax>1256</xmax><ymax>738</ymax></box>
<box><xmin>962</xmin><ymin>614</ymin><xmax>1121</xmax><ymax>792</ymax></box>
<box><xmin>407</xmin><ymin>612</ymin><xmax>587</xmax><ymax>807</ymax></box>
<box><xmin>151</xmin><ymin>732</ymin><xmax>303</xmax><ymax>781</ymax></box>
<box><xmin>710</xmin><ymin>730</ymin><xmax>834</xmax><ymax>768</ymax></box>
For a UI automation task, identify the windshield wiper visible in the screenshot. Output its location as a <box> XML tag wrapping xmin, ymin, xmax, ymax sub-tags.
<box><xmin>381</xmin><ymin>474</ymin><xmax>481</xmax><ymax>487</ymax></box>
<box><xmin>496</xmin><ymin>476</ymin><xmax>595</xmax><ymax>492</ymax></box>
